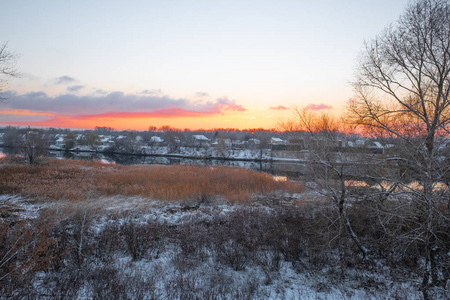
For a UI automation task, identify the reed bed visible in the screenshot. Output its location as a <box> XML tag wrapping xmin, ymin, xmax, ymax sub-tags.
<box><xmin>0</xmin><ymin>158</ymin><xmax>303</xmax><ymax>202</ymax></box>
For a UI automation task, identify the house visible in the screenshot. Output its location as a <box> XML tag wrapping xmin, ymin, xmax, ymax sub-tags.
<box><xmin>192</xmin><ymin>135</ymin><xmax>210</xmax><ymax>147</ymax></box>
<box><xmin>248</xmin><ymin>138</ymin><xmax>260</xmax><ymax>146</ymax></box>
<box><xmin>149</xmin><ymin>136</ymin><xmax>164</xmax><ymax>145</ymax></box>
<box><xmin>135</xmin><ymin>135</ymin><xmax>144</xmax><ymax>146</ymax></box>
<box><xmin>270</xmin><ymin>137</ymin><xmax>284</xmax><ymax>145</ymax></box>
<box><xmin>55</xmin><ymin>136</ymin><xmax>65</xmax><ymax>148</ymax></box>
<box><xmin>366</xmin><ymin>141</ymin><xmax>394</xmax><ymax>154</ymax></box>
<box><xmin>98</xmin><ymin>135</ymin><xmax>114</xmax><ymax>147</ymax></box>
<box><xmin>347</xmin><ymin>139</ymin><xmax>365</xmax><ymax>148</ymax></box>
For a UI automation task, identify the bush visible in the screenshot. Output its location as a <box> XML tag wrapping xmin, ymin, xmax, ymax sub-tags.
<box><xmin>121</xmin><ymin>218</ymin><xmax>164</xmax><ymax>261</ymax></box>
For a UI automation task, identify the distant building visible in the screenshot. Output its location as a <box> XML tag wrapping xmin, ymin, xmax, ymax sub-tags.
<box><xmin>192</xmin><ymin>135</ymin><xmax>210</xmax><ymax>147</ymax></box>
<box><xmin>55</xmin><ymin>137</ymin><xmax>65</xmax><ymax>148</ymax></box>
<box><xmin>99</xmin><ymin>135</ymin><xmax>114</xmax><ymax>147</ymax></box>
<box><xmin>149</xmin><ymin>136</ymin><xmax>164</xmax><ymax>146</ymax></box>
<box><xmin>270</xmin><ymin>137</ymin><xmax>284</xmax><ymax>145</ymax></box>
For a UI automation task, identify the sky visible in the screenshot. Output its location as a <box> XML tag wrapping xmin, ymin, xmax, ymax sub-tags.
<box><xmin>0</xmin><ymin>0</ymin><xmax>410</xmax><ymax>131</ymax></box>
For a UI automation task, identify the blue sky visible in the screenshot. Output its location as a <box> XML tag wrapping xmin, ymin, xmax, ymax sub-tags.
<box><xmin>0</xmin><ymin>0</ymin><xmax>409</xmax><ymax>130</ymax></box>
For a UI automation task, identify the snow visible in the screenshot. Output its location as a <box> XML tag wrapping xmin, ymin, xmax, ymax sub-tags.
<box><xmin>150</xmin><ymin>136</ymin><xmax>164</xmax><ymax>143</ymax></box>
<box><xmin>1</xmin><ymin>192</ymin><xmax>434</xmax><ymax>299</ymax></box>
<box><xmin>192</xmin><ymin>135</ymin><xmax>210</xmax><ymax>141</ymax></box>
<box><xmin>271</xmin><ymin>137</ymin><xmax>284</xmax><ymax>144</ymax></box>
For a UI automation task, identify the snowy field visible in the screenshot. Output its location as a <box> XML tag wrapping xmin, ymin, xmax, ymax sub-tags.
<box><xmin>1</xmin><ymin>193</ymin><xmax>440</xmax><ymax>299</ymax></box>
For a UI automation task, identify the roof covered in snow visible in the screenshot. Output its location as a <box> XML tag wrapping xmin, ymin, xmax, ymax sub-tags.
<box><xmin>192</xmin><ymin>135</ymin><xmax>210</xmax><ymax>141</ymax></box>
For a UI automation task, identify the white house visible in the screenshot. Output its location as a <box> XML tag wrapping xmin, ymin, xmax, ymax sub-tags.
<box><xmin>55</xmin><ymin>136</ymin><xmax>65</xmax><ymax>148</ymax></box>
<box><xmin>192</xmin><ymin>135</ymin><xmax>210</xmax><ymax>146</ymax></box>
<box><xmin>270</xmin><ymin>137</ymin><xmax>284</xmax><ymax>145</ymax></box>
<box><xmin>150</xmin><ymin>136</ymin><xmax>164</xmax><ymax>145</ymax></box>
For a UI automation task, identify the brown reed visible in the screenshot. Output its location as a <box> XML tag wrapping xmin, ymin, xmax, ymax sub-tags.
<box><xmin>0</xmin><ymin>158</ymin><xmax>303</xmax><ymax>202</ymax></box>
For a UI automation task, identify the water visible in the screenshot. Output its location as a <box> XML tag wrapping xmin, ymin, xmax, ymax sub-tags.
<box><xmin>1</xmin><ymin>147</ymin><xmax>307</xmax><ymax>177</ymax></box>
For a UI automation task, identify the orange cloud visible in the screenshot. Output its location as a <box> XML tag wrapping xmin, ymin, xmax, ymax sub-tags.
<box><xmin>0</xmin><ymin>91</ymin><xmax>263</xmax><ymax>130</ymax></box>
<box><xmin>0</xmin><ymin>109</ymin><xmax>55</xmax><ymax>117</ymax></box>
<box><xmin>0</xmin><ymin>113</ymin><xmax>269</xmax><ymax>131</ymax></box>
<box><xmin>0</xmin><ymin>99</ymin><xmax>250</xmax><ymax>130</ymax></box>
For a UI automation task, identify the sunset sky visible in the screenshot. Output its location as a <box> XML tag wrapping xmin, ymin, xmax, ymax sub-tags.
<box><xmin>1</xmin><ymin>0</ymin><xmax>409</xmax><ymax>131</ymax></box>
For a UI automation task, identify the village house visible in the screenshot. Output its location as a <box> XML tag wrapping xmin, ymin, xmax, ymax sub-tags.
<box><xmin>149</xmin><ymin>136</ymin><xmax>164</xmax><ymax>146</ymax></box>
<box><xmin>192</xmin><ymin>135</ymin><xmax>210</xmax><ymax>147</ymax></box>
<box><xmin>230</xmin><ymin>139</ymin><xmax>245</xmax><ymax>150</ymax></box>
<box><xmin>55</xmin><ymin>135</ymin><xmax>65</xmax><ymax>148</ymax></box>
<box><xmin>270</xmin><ymin>137</ymin><xmax>284</xmax><ymax>145</ymax></box>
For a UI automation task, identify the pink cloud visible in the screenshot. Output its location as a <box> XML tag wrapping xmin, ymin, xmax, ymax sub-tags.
<box><xmin>0</xmin><ymin>91</ymin><xmax>250</xmax><ymax>130</ymax></box>
<box><xmin>212</xmin><ymin>97</ymin><xmax>247</xmax><ymax>113</ymax></box>
<box><xmin>305</xmin><ymin>103</ymin><xmax>333</xmax><ymax>110</ymax></box>
<box><xmin>269</xmin><ymin>105</ymin><xmax>289</xmax><ymax>110</ymax></box>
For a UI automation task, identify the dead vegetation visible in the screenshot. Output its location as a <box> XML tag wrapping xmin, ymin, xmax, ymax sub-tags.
<box><xmin>0</xmin><ymin>158</ymin><xmax>303</xmax><ymax>202</ymax></box>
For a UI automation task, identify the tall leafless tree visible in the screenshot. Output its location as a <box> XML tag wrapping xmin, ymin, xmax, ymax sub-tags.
<box><xmin>349</xmin><ymin>0</ymin><xmax>450</xmax><ymax>296</ymax></box>
<box><xmin>0</xmin><ymin>42</ymin><xmax>19</xmax><ymax>97</ymax></box>
<box><xmin>280</xmin><ymin>107</ymin><xmax>370</xmax><ymax>274</ymax></box>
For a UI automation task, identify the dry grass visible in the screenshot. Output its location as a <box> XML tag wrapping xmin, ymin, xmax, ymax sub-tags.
<box><xmin>0</xmin><ymin>158</ymin><xmax>303</xmax><ymax>202</ymax></box>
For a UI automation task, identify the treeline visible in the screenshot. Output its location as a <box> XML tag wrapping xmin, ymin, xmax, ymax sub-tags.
<box><xmin>0</xmin><ymin>125</ymin><xmax>290</xmax><ymax>145</ymax></box>
<box><xmin>0</xmin><ymin>125</ymin><xmax>358</xmax><ymax>154</ymax></box>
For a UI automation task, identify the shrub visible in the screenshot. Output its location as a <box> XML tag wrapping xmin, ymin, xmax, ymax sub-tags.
<box><xmin>121</xmin><ymin>218</ymin><xmax>163</xmax><ymax>261</ymax></box>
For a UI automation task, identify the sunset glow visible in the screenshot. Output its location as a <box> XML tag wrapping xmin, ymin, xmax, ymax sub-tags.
<box><xmin>1</xmin><ymin>0</ymin><xmax>409</xmax><ymax>131</ymax></box>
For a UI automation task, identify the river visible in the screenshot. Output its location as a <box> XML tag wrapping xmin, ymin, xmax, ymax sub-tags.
<box><xmin>0</xmin><ymin>147</ymin><xmax>308</xmax><ymax>178</ymax></box>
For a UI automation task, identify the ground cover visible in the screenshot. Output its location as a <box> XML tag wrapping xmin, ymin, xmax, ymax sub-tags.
<box><xmin>0</xmin><ymin>158</ymin><xmax>448</xmax><ymax>299</ymax></box>
<box><xmin>0</xmin><ymin>158</ymin><xmax>302</xmax><ymax>202</ymax></box>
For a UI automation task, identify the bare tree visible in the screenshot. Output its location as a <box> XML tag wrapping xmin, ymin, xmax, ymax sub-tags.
<box><xmin>18</xmin><ymin>128</ymin><xmax>49</xmax><ymax>165</ymax></box>
<box><xmin>0</xmin><ymin>42</ymin><xmax>20</xmax><ymax>96</ymax></box>
<box><xmin>63</xmin><ymin>131</ymin><xmax>77</xmax><ymax>151</ymax></box>
<box><xmin>349</xmin><ymin>0</ymin><xmax>450</xmax><ymax>296</ymax></box>
<box><xmin>163</xmin><ymin>128</ymin><xmax>184</xmax><ymax>153</ymax></box>
<box><xmin>281</xmin><ymin>107</ymin><xmax>369</xmax><ymax>274</ymax></box>
<box><xmin>79</xmin><ymin>131</ymin><xmax>101</xmax><ymax>149</ymax></box>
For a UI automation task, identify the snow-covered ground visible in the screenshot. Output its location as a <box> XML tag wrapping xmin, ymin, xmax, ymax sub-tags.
<box><xmin>1</xmin><ymin>193</ymin><xmax>440</xmax><ymax>299</ymax></box>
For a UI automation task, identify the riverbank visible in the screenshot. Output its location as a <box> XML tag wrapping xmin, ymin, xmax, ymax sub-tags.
<box><xmin>49</xmin><ymin>145</ymin><xmax>307</xmax><ymax>163</ymax></box>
